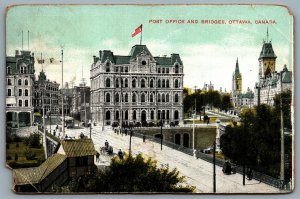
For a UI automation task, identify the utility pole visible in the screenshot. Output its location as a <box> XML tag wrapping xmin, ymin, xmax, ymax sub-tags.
<box><xmin>280</xmin><ymin>69</ymin><xmax>285</xmax><ymax>183</ymax></box>
<box><xmin>213</xmin><ymin>141</ymin><xmax>216</xmax><ymax>193</ymax></box>
<box><xmin>61</xmin><ymin>49</ymin><xmax>65</xmax><ymax>137</ymax></box>
<box><xmin>42</xmin><ymin>85</ymin><xmax>47</xmax><ymax>159</ymax></box>
<box><xmin>243</xmin><ymin>117</ymin><xmax>246</xmax><ymax>186</ymax></box>
<box><xmin>193</xmin><ymin>85</ymin><xmax>197</xmax><ymax>157</ymax></box>
<box><xmin>160</xmin><ymin>120</ymin><xmax>163</xmax><ymax>151</ymax></box>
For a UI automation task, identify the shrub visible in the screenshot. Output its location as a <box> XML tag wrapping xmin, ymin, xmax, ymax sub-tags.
<box><xmin>24</xmin><ymin>148</ymin><xmax>36</xmax><ymax>160</ymax></box>
<box><xmin>24</xmin><ymin>133</ymin><xmax>41</xmax><ymax>148</ymax></box>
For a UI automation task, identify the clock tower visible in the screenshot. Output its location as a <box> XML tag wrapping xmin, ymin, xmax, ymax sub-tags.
<box><xmin>258</xmin><ymin>30</ymin><xmax>277</xmax><ymax>79</ymax></box>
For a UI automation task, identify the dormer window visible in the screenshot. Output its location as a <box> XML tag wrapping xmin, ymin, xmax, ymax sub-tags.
<box><xmin>175</xmin><ymin>64</ymin><xmax>179</xmax><ymax>74</ymax></box>
<box><xmin>106</xmin><ymin>62</ymin><xmax>110</xmax><ymax>72</ymax></box>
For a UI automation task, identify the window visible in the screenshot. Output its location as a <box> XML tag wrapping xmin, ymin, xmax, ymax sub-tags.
<box><xmin>151</xmin><ymin>111</ymin><xmax>154</xmax><ymax>120</ymax></box>
<box><xmin>20</xmin><ymin>66</ymin><xmax>27</xmax><ymax>74</ymax></box>
<box><xmin>162</xmin><ymin>68</ymin><xmax>165</xmax><ymax>73</ymax></box>
<box><xmin>105</xmin><ymin>93</ymin><xmax>110</xmax><ymax>102</ymax></box>
<box><xmin>162</xmin><ymin>79</ymin><xmax>165</xmax><ymax>88</ymax></box>
<box><xmin>174</xmin><ymin>79</ymin><xmax>179</xmax><ymax>88</ymax></box>
<box><xmin>6</xmin><ymin>67</ymin><xmax>11</xmax><ymax>74</ymax></box>
<box><xmin>106</xmin><ymin>62</ymin><xmax>110</xmax><ymax>72</ymax></box>
<box><xmin>158</xmin><ymin>68</ymin><xmax>161</xmax><ymax>73</ymax></box>
<box><xmin>18</xmin><ymin>79</ymin><xmax>22</xmax><ymax>86</ymax></box>
<box><xmin>166</xmin><ymin>68</ymin><xmax>169</xmax><ymax>73</ymax></box>
<box><xmin>158</xmin><ymin>79</ymin><xmax>161</xmax><ymax>88</ymax></box>
<box><xmin>19</xmin><ymin>100</ymin><xmax>22</xmax><ymax>107</ymax></box>
<box><xmin>125</xmin><ymin>93</ymin><xmax>128</xmax><ymax>102</ymax></box>
<box><xmin>116</xmin><ymin>79</ymin><xmax>119</xmax><ymax>88</ymax></box>
<box><xmin>166</xmin><ymin>94</ymin><xmax>169</xmax><ymax>102</ymax></box>
<box><xmin>19</xmin><ymin>89</ymin><xmax>22</xmax><ymax>96</ymax></box>
<box><xmin>115</xmin><ymin>66</ymin><xmax>119</xmax><ymax>72</ymax></box>
<box><xmin>106</xmin><ymin>111</ymin><xmax>111</xmax><ymax>120</ymax></box>
<box><xmin>25</xmin><ymin>79</ymin><xmax>28</xmax><ymax>85</ymax></box>
<box><xmin>162</xmin><ymin>94</ymin><xmax>165</xmax><ymax>102</ymax></box>
<box><xmin>141</xmin><ymin>79</ymin><xmax>146</xmax><ymax>88</ymax></box>
<box><xmin>141</xmin><ymin>93</ymin><xmax>146</xmax><ymax>102</ymax></box>
<box><xmin>125</xmin><ymin>67</ymin><xmax>128</xmax><ymax>72</ymax></box>
<box><xmin>116</xmin><ymin>110</ymin><xmax>119</xmax><ymax>120</ymax></box>
<box><xmin>175</xmin><ymin>93</ymin><xmax>179</xmax><ymax>102</ymax></box>
<box><xmin>25</xmin><ymin>100</ymin><xmax>28</xmax><ymax>107</ymax></box>
<box><xmin>132</xmin><ymin>93</ymin><xmax>136</xmax><ymax>102</ymax></box>
<box><xmin>115</xmin><ymin>93</ymin><xmax>119</xmax><ymax>102</ymax></box>
<box><xmin>125</xmin><ymin>79</ymin><xmax>128</xmax><ymax>87</ymax></box>
<box><xmin>158</xmin><ymin>93</ymin><xmax>161</xmax><ymax>102</ymax></box>
<box><xmin>132</xmin><ymin>79</ymin><xmax>136</xmax><ymax>88</ymax></box>
<box><xmin>158</xmin><ymin>110</ymin><xmax>161</xmax><ymax>120</ymax></box>
<box><xmin>142</xmin><ymin>60</ymin><xmax>147</xmax><ymax>65</ymax></box>
<box><xmin>150</xmin><ymin>79</ymin><xmax>154</xmax><ymax>88</ymax></box>
<box><xmin>25</xmin><ymin>89</ymin><xmax>28</xmax><ymax>96</ymax></box>
<box><xmin>106</xmin><ymin>78</ymin><xmax>110</xmax><ymax>87</ymax></box>
<box><xmin>7</xmin><ymin>89</ymin><xmax>11</xmax><ymax>96</ymax></box>
<box><xmin>175</xmin><ymin>64</ymin><xmax>179</xmax><ymax>73</ymax></box>
<box><xmin>150</xmin><ymin>93</ymin><xmax>154</xmax><ymax>102</ymax></box>
<box><xmin>166</xmin><ymin>80</ymin><xmax>170</xmax><ymax>88</ymax></box>
<box><xmin>7</xmin><ymin>79</ymin><xmax>12</xmax><ymax>85</ymax></box>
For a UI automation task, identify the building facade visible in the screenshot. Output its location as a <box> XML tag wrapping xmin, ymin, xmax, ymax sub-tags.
<box><xmin>6</xmin><ymin>50</ymin><xmax>35</xmax><ymax>128</ymax></box>
<box><xmin>33</xmin><ymin>70</ymin><xmax>60</xmax><ymax>116</ymax></box>
<box><xmin>254</xmin><ymin>37</ymin><xmax>292</xmax><ymax>106</ymax></box>
<box><xmin>90</xmin><ymin>45</ymin><xmax>184</xmax><ymax>126</ymax></box>
<box><xmin>72</xmin><ymin>83</ymin><xmax>91</xmax><ymax>123</ymax></box>
<box><xmin>231</xmin><ymin>58</ymin><xmax>254</xmax><ymax>108</ymax></box>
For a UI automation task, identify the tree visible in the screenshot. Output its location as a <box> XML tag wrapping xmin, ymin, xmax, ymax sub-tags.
<box><xmin>220</xmin><ymin>93</ymin><xmax>233</xmax><ymax>111</ymax></box>
<box><xmin>65</xmin><ymin>154</ymin><xmax>195</xmax><ymax>192</ymax></box>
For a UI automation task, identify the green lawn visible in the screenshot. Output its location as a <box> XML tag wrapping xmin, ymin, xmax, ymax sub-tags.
<box><xmin>6</xmin><ymin>142</ymin><xmax>45</xmax><ymax>169</ymax></box>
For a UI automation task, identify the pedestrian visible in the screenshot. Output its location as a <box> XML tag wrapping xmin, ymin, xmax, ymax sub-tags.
<box><xmin>118</xmin><ymin>149</ymin><xmax>123</xmax><ymax>159</ymax></box>
<box><xmin>143</xmin><ymin>134</ymin><xmax>146</xmax><ymax>142</ymax></box>
<box><xmin>96</xmin><ymin>151</ymin><xmax>100</xmax><ymax>162</ymax></box>
<box><xmin>125</xmin><ymin>128</ymin><xmax>128</xmax><ymax>136</ymax></box>
<box><xmin>105</xmin><ymin>140</ymin><xmax>109</xmax><ymax>150</ymax></box>
<box><xmin>114</xmin><ymin>128</ymin><xmax>117</xmax><ymax>134</ymax></box>
<box><xmin>53</xmin><ymin>130</ymin><xmax>56</xmax><ymax>137</ymax></box>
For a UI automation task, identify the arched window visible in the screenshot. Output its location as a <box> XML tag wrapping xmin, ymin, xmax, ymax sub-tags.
<box><xmin>174</xmin><ymin>110</ymin><xmax>179</xmax><ymax>120</ymax></box>
<box><xmin>7</xmin><ymin>79</ymin><xmax>12</xmax><ymax>85</ymax></box>
<box><xmin>18</xmin><ymin>79</ymin><xmax>22</xmax><ymax>86</ymax></box>
<box><xmin>125</xmin><ymin>110</ymin><xmax>128</xmax><ymax>120</ymax></box>
<box><xmin>150</xmin><ymin>93</ymin><xmax>154</xmax><ymax>102</ymax></box>
<box><xmin>174</xmin><ymin>79</ymin><xmax>179</xmax><ymax>88</ymax></box>
<box><xmin>175</xmin><ymin>93</ymin><xmax>179</xmax><ymax>102</ymax></box>
<box><xmin>166</xmin><ymin>94</ymin><xmax>169</xmax><ymax>102</ymax></box>
<box><xmin>162</xmin><ymin>93</ymin><xmax>165</xmax><ymax>102</ymax></box>
<box><xmin>141</xmin><ymin>93</ymin><xmax>146</xmax><ymax>102</ymax></box>
<box><xmin>132</xmin><ymin>93</ymin><xmax>136</xmax><ymax>102</ymax></box>
<box><xmin>158</xmin><ymin>79</ymin><xmax>161</xmax><ymax>88</ymax></box>
<box><xmin>125</xmin><ymin>78</ymin><xmax>128</xmax><ymax>88</ymax></box>
<box><xmin>133</xmin><ymin>110</ymin><xmax>137</xmax><ymax>120</ymax></box>
<box><xmin>141</xmin><ymin>79</ymin><xmax>146</xmax><ymax>88</ymax></box>
<box><xmin>162</xmin><ymin>68</ymin><xmax>165</xmax><ymax>73</ymax></box>
<box><xmin>150</xmin><ymin>79</ymin><xmax>154</xmax><ymax>88</ymax></box>
<box><xmin>132</xmin><ymin>79</ymin><xmax>136</xmax><ymax>88</ymax></box>
<box><xmin>158</xmin><ymin>110</ymin><xmax>161</xmax><ymax>120</ymax></box>
<box><xmin>20</xmin><ymin>66</ymin><xmax>27</xmax><ymax>74</ymax></box>
<box><xmin>162</xmin><ymin>79</ymin><xmax>165</xmax><ymax>88</ymax></box>
<box><xmin>106</xmin><ymin>62</ymin><xmax>110</xmax><ymax>72</ymax></box>
<box><xmin>106</xmin><ymin>110</ymin><xmax>111</xmax><ymax>120</ymax></box>
<box><xmin>151</xmin><ymin>110</ymin><xmax>154</xmax><ymax>120</ymax></box>
<box><xmin>166</xmin><ymin>80</ymin><xmax>169</xmax><ymax>88</ymax></box>
<box><xmin>116</xmin><ymin>110</ymin><xmax>119</xmax><ymax>120</ymax></box>
<box><xmin>25</xmin><ymin>79</ymin><xmax>28</xmax><ymax>86</ymax></box>
<box><xmin>105</xmin><ymin>93</ymin><xmax>110</xmax><ymax>102</ymax></box>
<box><xmin>115</xmin><ymin>93</ymin><xmax>119</xmax><ymax>102</ymax></box>
<box><xmin>125</xmin><ymin>93</ymin><xmax>128</xmax><ymax>102</ymax></box>
<box><xmin>116</xmin><ymin>79</ymin><xmax>119</xmax><ymax>88</ymax></box>
<box><xmin>106</xmin><ymin>78</ymin><xmax>110</xmax><ymax>87</ymax></box>
<box><xmin>25</xmin><ymin>89</ymin><xmax>28</xmax><ymax>96</ymax></box>
<box><xmin>158</xmin><ymin>93</ymin><xmax>161</xmax><ymax>102</ymax></box>
<box><xmin>175</xmin><ymin>64</ymin><xmax>179</xmax><ymax>74</ymax></box>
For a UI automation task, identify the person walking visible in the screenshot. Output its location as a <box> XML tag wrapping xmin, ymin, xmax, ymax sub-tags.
<box><xmin>96</xmin><ymin>151</ymin><xmax>100</xmax><ymax>162</ymax></box>
<box><xmin>118</xmin><ymin>149</ymin><xmax>123</xmax><ymax>159</ymax></box>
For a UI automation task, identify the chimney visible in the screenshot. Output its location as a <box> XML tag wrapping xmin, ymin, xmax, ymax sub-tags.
<box><xmin>99</xmin><ymin>51</ymin><xmax>102</xmax><ymax>60</ymax></box>
<box><xmin>93</xmin><ymin>56</ymin><xmax>97</xmax><ymax>63</ymax></box>
<box><xmin>15</xmin><ymin>50</ymin><xmax>19</xmax><ymax>55</ymax></box>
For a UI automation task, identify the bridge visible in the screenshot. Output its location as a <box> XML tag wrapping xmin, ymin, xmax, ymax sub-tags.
<box><xmin>60</xmin><ymin>125</ymin><xmax>284</xmax><ymax>194</ymax></box>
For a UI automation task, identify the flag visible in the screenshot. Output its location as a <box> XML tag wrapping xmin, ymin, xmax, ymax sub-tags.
<box><xmin>131</xmin><ymin>24</ymin><xmax>142</xmax><ymax>38</ymax></box>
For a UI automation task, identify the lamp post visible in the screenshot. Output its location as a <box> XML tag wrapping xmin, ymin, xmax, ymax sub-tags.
<box><xmin>160</xmin><ymin>119</ymin><xmax>163</xmax><ymax>151</ymax></box>
<box><xmin>61</xmin><ymin>49</ymin><xmax>65</xmax><ymax>137</ymax></box>
<box><xmin>213</xmin><ymin>140</ymin><xmax>216</xmax><ymax>193</ymax></box>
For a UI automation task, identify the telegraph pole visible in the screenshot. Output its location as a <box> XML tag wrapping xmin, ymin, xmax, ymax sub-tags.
<box><xmin>193</xmin><ymin>86</ymin><xmax>197</xmax><ymax>157</ymax></box>
<box><xmin>61</xmin><ymin>49</ymin><xmax>65</xmax><ymax>137</ymax></box>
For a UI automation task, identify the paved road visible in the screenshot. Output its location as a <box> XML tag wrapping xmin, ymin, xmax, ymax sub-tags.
<box><xmin>61</xmin><ymin>126</ymin><xmax>283</xmax><ymax>194</ymax></box>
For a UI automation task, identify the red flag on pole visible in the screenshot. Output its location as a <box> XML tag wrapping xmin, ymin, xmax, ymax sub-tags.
<box><xmin>131</xmin><ymin>24</ymin><xmax>142</xmax><ymax>38</ymax></box>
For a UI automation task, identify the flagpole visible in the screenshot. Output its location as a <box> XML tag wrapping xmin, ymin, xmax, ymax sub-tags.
<box><xmin>140</xmin><ymin>25</ymin><xmax>142</xmax><ymax>45</ymax></box>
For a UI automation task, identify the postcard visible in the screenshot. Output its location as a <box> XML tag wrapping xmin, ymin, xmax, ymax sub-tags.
<box><xmin>5</xmin><ymin>4</ymin><xmax>294</xmax><ymax>194</ymax></box>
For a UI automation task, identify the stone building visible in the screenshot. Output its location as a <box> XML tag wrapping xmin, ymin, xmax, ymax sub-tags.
<box><xmin>6</xmin><ymin>50</ymin><xmax>35</xmax><ymax>128</ymax></box>
<box><xmin>90</xmin><ymin>45</ymin><xmax>184</xmax><ymax>126</ymax></box>
<box><xmin>33</xmin><ymin>70</ymin><xmax>60</xmax><ymax>116</ymax></box>
<box><xmin>254</xmin><ymin>36</ymin><xmax>292</xmax><ymax>106</ymax></box>
<box><xmin>72</xmin><ymin>83</ymin><xmax>91</xmax><ymax>123</ymax></box>
<box><xmin>231</xmin><ymin>58</ymin><xmax>254</xmax><ymax>108</ymax></box>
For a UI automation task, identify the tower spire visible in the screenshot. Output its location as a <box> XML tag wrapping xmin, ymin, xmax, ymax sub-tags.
<box><xmin>235</xmin><ymin>57</ymin><xmax>240</xmax><ymax>74</ymax></box>
<box><xmin>266</xmin><ymin>27</ymin><xmax>269</xmax><ymax>42</ymax></box>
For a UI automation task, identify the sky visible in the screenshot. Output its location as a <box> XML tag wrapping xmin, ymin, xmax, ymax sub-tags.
<box><xmin>6</xmin><ymin>5</ymin><xmax>293</xmax><ymax>92</ymax></box>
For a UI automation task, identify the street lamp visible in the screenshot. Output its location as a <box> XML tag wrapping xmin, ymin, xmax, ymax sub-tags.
<box><xmin>61</xmin><ymin>49</ymin><xmax>65</xmax><ymax>137</ymax></box>
<box><xmin>160</xmin><ymin>119</ymin><xmax>163</xmax><ymax>151</ymax></box>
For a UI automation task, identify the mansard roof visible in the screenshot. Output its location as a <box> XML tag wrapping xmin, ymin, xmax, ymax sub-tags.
<box><xmin>96</xmin><ymin>45</ymin><xmax>182</xmax><ymax>67</ymax></box>
<box><xmin>259</xmin><ymin>42</ymin><xmax>277</xmax><ymax>59</ymax></box>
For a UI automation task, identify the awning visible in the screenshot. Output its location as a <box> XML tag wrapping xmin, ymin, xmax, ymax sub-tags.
<box><xmin>6</xmin><ymin>97</ymin><xmax>16</xmax><ymax>105</ymax></box>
